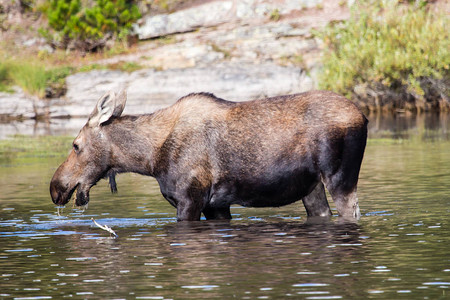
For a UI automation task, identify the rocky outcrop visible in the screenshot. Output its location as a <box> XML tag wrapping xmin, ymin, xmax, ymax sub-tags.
<box><xmin>51</xmin><ymin>62</ymin><xmax>313</xmax><ymax>118</ymax></box>
<box><xmin>96</xmin><ymin>0</ymin><xmax>351</xmax><ymax>74</ymax></box>
<box><xmin>0</xmin><ymin>90</ymin><xmax>37</xmax><ymax>120</ymax></box>
<box><xmin>1</xmin><ymin>62</ymin><xmax>312</xmax><ymax>120</ymax></box>
<box><xmin>134</xmin><ymin>0</ymin><xmax>323</xmax><ymax>39</ymax></box>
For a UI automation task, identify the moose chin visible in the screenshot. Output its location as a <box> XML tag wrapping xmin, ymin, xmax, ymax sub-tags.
<box><xmin>50</xmin><ymin>90</ymin><xmax>367</xmax><ymax>221</ymax></box>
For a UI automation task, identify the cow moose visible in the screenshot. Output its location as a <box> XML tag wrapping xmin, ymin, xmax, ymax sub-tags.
<box><xmin>50</xmin><ymin>90</ymin><xmax>367</xmax><ymax>221</ymax></box>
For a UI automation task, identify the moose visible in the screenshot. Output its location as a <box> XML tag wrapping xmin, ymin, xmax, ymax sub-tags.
<box><xmin>50</xmin><ymin>90</ymin><xmax>367</xmax><ymax>221</ymax></box>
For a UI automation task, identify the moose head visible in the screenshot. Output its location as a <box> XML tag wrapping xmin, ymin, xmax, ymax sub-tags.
<box><xmin>50</xmin><ymin>90</ymin><xmax>127</xmax><ymax>207</ymax></box>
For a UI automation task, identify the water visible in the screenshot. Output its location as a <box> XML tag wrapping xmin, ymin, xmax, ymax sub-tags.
<box><xmin>1</xmin><ymin>113</ymin><xmax>450</xmax><ymax>299</ymax></box>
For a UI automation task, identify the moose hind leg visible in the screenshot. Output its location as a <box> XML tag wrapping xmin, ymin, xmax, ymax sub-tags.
<box><xmin>329</xmin><ymin>189</ymin><xmax>360</xmax><ymax>220</ymax></box>
<box><xmin>301</xmin><ymin>181</ymin><xmax>332</xmax><ymax>217</ymax></box>
<box><xmin>323</xmin><ymin>127</ymin><xmax>366</xmax><ymax>220</ymax></box>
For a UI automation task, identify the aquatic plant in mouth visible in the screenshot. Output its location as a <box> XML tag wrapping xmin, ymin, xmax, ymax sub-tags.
<box><xmin>56</xmin><ymin>205</ymin><xmax>65</xmax><ymax>216</ymax></box>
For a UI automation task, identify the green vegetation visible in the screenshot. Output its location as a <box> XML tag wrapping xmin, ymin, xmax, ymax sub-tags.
<box><xmin>318</xmin><ymin>2</ymin><xmax>449</xmax><ymax>112</ymax></box>
<box><xmin>269</xmin><ymin>9</ymin><xmax>280</xmax><ymax>21</ymax></box>
<box><xmin>40</xmin><ymin>0</ymin><xmax>141</xmax><ymax>51</ymax></box>
<box><xmin>79</xmin><ymin>61</ymin><xmax>143</xmax><ymax>72</ymax></box>
<box><xmin>8</xmin><ymin>62</ymin><xmax>48</xmax><ymax>98</ymax></box>
<box><xmin>0</xmin><ymin>0</ymin><xmax>146</xmax><ymax>98</ymax></box>
<box><xmin>0</xmin><ymin>58</ymin><xmax>144</xmax><ymax>98</ymax></box>
<box><xmin>0</xmin><ymin>135</ymin><xmax>73</xmax><ymax>165</ymax></box>
<box><xmin>107</xmin><ymin>61</ymin><xmax>143</xmax><ymax>72</ymax></box>
<box><xmin>45</xmin><ymin>66</ymin><xmax>74</xmax><ymax>97</ymax></box>
<box><xmin>0</xmin><ymin>60</ymin><xmax>73</xmax><ymax>98</ymax></box>
<box><xmin>146</xmin><ymin>0</ymin><xmax>188</xmax><ymax>13</ymax></box>
<box><xmin>77</xmin><ymin>63</ymin><xmax>109</xmax><ymax>73</ymax></box>
<box><xmin>0</xmin><ymin>61</ymin><xmax>12</xmax><ymax>92</ymax></box>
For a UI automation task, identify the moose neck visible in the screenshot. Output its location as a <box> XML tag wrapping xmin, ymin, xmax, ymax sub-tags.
<box><xmin>104</xmin><ymin>112</ymin><xmax>173</xmax><ymax>177</ymax></box>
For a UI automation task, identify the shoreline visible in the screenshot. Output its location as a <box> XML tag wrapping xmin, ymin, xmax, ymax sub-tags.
<box><xmin>2</xmin><ymin>111</ymin><xmax>449</xmax><ymax>141</ymax></box>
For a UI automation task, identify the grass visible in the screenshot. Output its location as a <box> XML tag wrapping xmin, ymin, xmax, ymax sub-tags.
<box><xmin>150</xmin><ymin>0</ymin><xmax>190</xmax><ymax>13</ymax></box>
<box><xmin>107</xmin><ymin>61</ymin><xmax>143</xmax><ymax>73</ymax></box>
<box><xmin>269</xmin><ymin>9</ymin><xmax>280</xmax><ymax>21</ymax></box>
<box><xmin>0</xmin><ymin>46</ymin><xmax>142</xmax><ymax>98</ymax></box>
<box><xmin>0</xmin><ymin>59</ymin><xmax>73</xmax><ymax>98</ymax></box>
<box><xmin>77</xmin><ymin>63</ymin><xmax>109</xmax><ymax>73</ymax></box>
<box><xmin>8</xmin><ymin>62</ymin><xmax>50</xmax><ymax>98</ymax></box>
<box><xmin>0</xmin><ymin>61</ymin><xmax>12</xmax><ymax>92</ymax></box>
<box><xmin>316</xmin><ymin>2</ymin><xmax>449</xmax><ymax>109</ymax></box>
<box><xmin>78</xmin><ymin>61</ymin><xmax>144</xmax><ymax>73</ymax></box>
<box><xmin>0</xmin><ymin>58</ymin><xmax>143</xmax><ymax>98</ymax></box>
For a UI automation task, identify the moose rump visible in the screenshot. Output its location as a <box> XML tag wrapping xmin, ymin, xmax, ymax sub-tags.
<box><xmin>50</xmin><ymin>90</ymin><xmax>368</xmax><ymax>221</ymax></box>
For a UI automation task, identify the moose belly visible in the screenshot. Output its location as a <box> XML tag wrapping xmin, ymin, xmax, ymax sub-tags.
<box><xmin>210</xmin><ymin>171</ymin><xmax>318</xmax><ymax>208</ymax></box>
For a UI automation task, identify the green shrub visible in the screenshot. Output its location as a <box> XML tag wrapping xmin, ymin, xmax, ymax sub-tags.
<box><xmin>45</xmin><ymin>66</ymin><xmax>74</xmax><ymax>97</ymax></box>
<box><xmin>317</xmin><ymin>3</ymin><xmax>449</xmax><ymax>111</ymax></box>
<box><xmin>42</xmin><ymin>0</ymin><xmax>141</xmax><ymax>51</ymax></box>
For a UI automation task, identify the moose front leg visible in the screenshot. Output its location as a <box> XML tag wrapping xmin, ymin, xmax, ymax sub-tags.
<box><xmin>203</xmin><ymin>205</ymin><xmax>232</xmax><ymax>220</ymax></box>
<box><xmin>176</xmin><ymin>197</ymin><xmax>203</xmax><ymax>221</ymax></box>
<box><xmin>301</xmin><ymin>181</ymin><xmax>332</xmax><ymax>217</ymax></box>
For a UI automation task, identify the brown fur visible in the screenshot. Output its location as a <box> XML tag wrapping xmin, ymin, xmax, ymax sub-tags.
<box><xmin>50</xmin><ymin>90</ymin><xmax>367</xmax><ymax>221</ymax></box>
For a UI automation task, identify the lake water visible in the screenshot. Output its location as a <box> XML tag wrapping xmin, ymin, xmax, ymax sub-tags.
<box><xmin>1</xmin><ymin>113</ymin><xmax>449</xmax><ymax>299</ymax></box>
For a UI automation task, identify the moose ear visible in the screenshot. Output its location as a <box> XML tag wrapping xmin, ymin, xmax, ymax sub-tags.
<box><xmin>88</xmin><ymin>90</ymin><xmax>127</xmax><ymax>127</ymax></box>
<box><xmin>113</xmin><ymin>89</ymin><xmax>127</xmax><ymax>118</ymax></box>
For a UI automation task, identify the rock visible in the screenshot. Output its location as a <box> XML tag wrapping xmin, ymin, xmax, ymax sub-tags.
<box><xmin>134</xmin><ymin>1</ymin><xmax>235</xmax><ymax>39</ymax></box>
<box><xmin>134</xmin><ymin>0</ymin><xmax>324</xmax><ymax>39</ymax></box>
<box><xmin>57</xmin><ymin>62</ymin><xmax>313</xmax><ymax>117</ymax></box>
<box><xmin>0</xmin><ymin>89</ymin><xmax>39</xmax><ymax>120</ymax></box>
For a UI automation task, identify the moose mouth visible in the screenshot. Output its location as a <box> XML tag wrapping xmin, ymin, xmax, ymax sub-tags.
<box><xmin>51</xmin><ymin>182</ymin><xmax>77</xmax><ymax>206</ymax></box>
<box><xmin>51</xmin><ymin>183</ymin><xmax>90</xmax><ymax>207</ymax></box>
<box><xmin>75</xmin><ymin>185</ymin><xmax>90</xmax><ymax>207</ymax></box>
<box><xmin>51</xmin><ymin>174</ymin><xmax>108</xmax><ymax>208</ymax></box>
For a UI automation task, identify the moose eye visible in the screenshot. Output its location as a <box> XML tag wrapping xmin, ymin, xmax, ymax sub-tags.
<box><xmin>73</xmin><ymin>143</ymin><xmax>80</xmax><ymax>152</ymax></box>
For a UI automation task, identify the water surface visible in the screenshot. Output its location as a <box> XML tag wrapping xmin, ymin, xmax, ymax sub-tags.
<box><xmin>1</xmin><ymin>113</ymin><xmax>449</xmax><ymax>299</ymax></box>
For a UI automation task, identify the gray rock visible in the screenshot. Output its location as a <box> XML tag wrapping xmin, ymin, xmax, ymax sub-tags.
<box><xmin>58</xmin><ymin>62</ymin><xmax>313</xmax><ymax>117</ymax></box>
<box><xmin>134</xmin><ymin>0</ymin><xmax>323</xmax><ymax>40</ymax></box>
<box><xmin>0</xmin><ymin>90</ymin><xmax>38</xmax><ymax>119</ymax></box>
<box><xmin>134</xmin><ymin>1</ymin><xmax>235</xmax><ymax>39</ymax></box>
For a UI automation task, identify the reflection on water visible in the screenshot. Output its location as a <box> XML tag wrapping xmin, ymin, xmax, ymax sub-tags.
<box><xmin>368</xmin><ymin>112</ymin><xmax>450</xmax><ymax>141</ymax></box>
<box><xmin>1</xmin><ymin>112</ymin><xmax>450</xmax><ymax>141</ymax></box>
<box><xmin>1</xmin><ymin>216</ymin><xmax>366</xmax><ymax>299</ymax></box>
<box><xmin>1</xmin><ymin>113</ymin><xmax>450</xmax><ymax>299</ymax></box>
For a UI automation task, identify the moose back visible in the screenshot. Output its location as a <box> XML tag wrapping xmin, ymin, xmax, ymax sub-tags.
<box><xmin>50</xmin><ymin>90</ymin><xmax>368</xmax><ymax>221</ymax></box>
